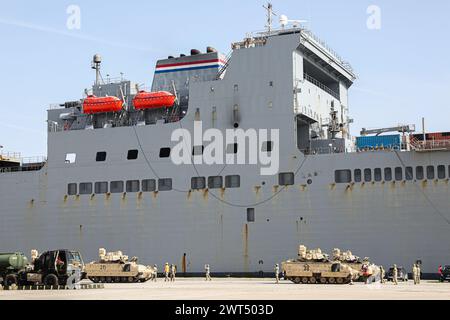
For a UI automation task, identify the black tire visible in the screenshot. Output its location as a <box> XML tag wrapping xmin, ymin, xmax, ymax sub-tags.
<box><xmin>5</xmin><ymin>274</ymin><xmax>18</xmax><ymax>287</ymax></box>
<box><xmin>336</xmin><ymin>277</ymin><xmax>345</xmax><ymax>284</ymax></box>
<box><xmin>43</xmin><ymin>274</ymin><xmax>59</xmax><ymax>286</ymax></box>
<box><xmin>309</xmin><ymin>277</ymin><xmax>317</xmax><ymax>284</ymax></box>
<box><xmin>293</xmin><ymin>277</ymin><xmax>301</xmax><ymax>284</ymax></box>
<box><xmin>328</xmin><ymin>277</ymin><xmax>336</xmax><ymax>284</ymax></box>
<box><xmin>301</xmin><ymin>277</ymin><xmax>309</xmax><ymax>284</ymax></box>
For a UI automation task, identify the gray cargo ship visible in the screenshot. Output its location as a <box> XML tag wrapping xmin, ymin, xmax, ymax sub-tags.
<box><xmin>1</xmin><ymin>5</ymin><xmax>449</xmax><ymax>276</ymax></box>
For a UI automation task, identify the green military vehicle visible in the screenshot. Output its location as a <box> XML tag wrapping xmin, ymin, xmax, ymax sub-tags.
<box><xmin>281</xmin><ymin>245</ymin><xmax>359</xmax><ymax>284</ymax></box>
<box><xmin>0</xmin><ymin>252</ymin><xmax>30</xmax><ymax>287</ymax></box>
<box><xmin>0</xmin><ymin>249</ymin><xmax>85</xmax><ymax>287</ymax></box>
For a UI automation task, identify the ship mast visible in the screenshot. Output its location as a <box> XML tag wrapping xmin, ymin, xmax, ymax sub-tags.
<box><xmin>263</xmin><ymin>2</ymin><xmax>277</xmax><ymax>34</ymax></box>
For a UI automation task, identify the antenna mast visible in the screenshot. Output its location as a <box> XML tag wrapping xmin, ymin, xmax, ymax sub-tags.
<box><xmin>263</xmin><ymin>2</ymin><xmax>277</xmax><ymax>34</ymax></box>
<box><xmin>91</xmin><ymin>54</ymin><xmax>102</xmax><ymax>86</ymax></box>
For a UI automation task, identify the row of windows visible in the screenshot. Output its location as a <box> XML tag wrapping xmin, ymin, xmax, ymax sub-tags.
<box><xmin>68</xmin><ymin>142</ymin><xmax>275</xmax><ymax>164</ymax></box>
<box><xmin>68</xmin><ymin>179</ymin><xmax>172</xmax><ymax>195</ymax></box>
<box><xmin>67</xmin><ymin>175</ymin><xmax>242</xmax><ymax>195</ymax></box>
<box><xmin>67</xmin><ymin>171</ymin><xmax>299</xmax><ymax>196</ymax></box>
<box><xmin>335</xmin><ymin>165</ymin><xmax>450</xmax><ymax>184</ymax></box>
<box><xmin>191</xmin><ymin>175</ymin><xmax>240</xmax><ymax>190</ymax></box>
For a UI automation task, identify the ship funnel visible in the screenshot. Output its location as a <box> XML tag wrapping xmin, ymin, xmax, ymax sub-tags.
<box><xmin>206</xmin><ymin>46</ymin><xmax>217</xmax><ymax>53</ymax></box>
<box><xmin>191</xmin><ymin>49</ymin><xmax>201</xmax><ymax>56</ymax></box>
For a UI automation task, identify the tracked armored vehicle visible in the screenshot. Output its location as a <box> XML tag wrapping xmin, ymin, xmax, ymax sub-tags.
<box><xmin>282</xmin><ymin>245</ymin><xmax>359</xmax><ymax>284</ymax></box>
<box><xmin>332</xmin><ymin>248</ymin><xmax>381</xmax><ymax>283</ymax></box>
<box><xmin>85</xmin><ymin>248</ymin><xmax>155</xmax><ymax>283</ymax></box>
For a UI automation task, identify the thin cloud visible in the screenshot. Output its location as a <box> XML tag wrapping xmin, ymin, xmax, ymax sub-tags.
<box><xmin>0</xmin><ymin>17</ymin><xmax>160</xmax><ymax>53</ymax></box>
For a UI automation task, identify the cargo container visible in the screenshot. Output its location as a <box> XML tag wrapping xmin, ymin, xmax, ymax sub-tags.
<box><xmin>356</xmin><ymin>134</ymin><xmax>401</xmax><ymax>150</ymax></box>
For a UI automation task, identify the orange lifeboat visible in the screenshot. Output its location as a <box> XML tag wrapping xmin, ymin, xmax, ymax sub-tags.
<box><xmin>83</xmin><ymin>95</ymin><xmax>123</xmax><ymax>114</ymax></box>
<box><xmin>133</xmin><ymin>91</ymin><xmax>176</xmax><ymax>110</ymax></box>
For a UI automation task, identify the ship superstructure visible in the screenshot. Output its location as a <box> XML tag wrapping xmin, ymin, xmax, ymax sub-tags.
<box><xmin>1</xmin><ymin>5</ymin><xmax>449</xmax><ymax>276</ymax></box>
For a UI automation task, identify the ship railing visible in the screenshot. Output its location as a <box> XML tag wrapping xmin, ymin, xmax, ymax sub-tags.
<box><xmin>0</xmin><ymin>156</ymin><xmax>47</xmax><ymax>173</ymax></box>
<box><xmin>300</xmin><ymin>147</ymin><xmax>347</xmax><ymax>155</ymax></box>
<box><xmin>303</xmin><ymin>73</ymin><xmax>340</xmax><ymax>100</ymax></box>
<box><xmin>0</xmin><ymin>151</ymin><xmax>22</xmax><ymax>160</ymax></box>
<box><xmin>410</xmin><ymin>138</ymin><xmax>450</xmax><ymax>152</ymax></box>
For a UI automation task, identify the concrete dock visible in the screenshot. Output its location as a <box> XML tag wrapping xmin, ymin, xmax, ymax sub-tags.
<box><xmin>1</xmin><ymin>278</ymin><xmax>450</xmax><ymax>300</ymax></box>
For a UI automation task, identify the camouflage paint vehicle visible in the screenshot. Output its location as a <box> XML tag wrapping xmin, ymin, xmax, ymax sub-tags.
<box><xmin>332</xmin><ymin>248</ymin><xmax>381</xmax><ymax>283</ymax></box>
<box><xmin>281</xmin><ymin>245</ymin><xmax>359</xmax><ymax>284</ymax></box>
<box><xmin>85</xmin><ymin>248</ymin><xmax>155</xmax><ymax>283</ymax></box>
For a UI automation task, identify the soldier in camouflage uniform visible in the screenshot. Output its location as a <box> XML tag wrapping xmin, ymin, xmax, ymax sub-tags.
<box><xmin>153</xmin><ymin>264</ymin><xmax>158</xmax><ymax>282</ymax></box>
<box><xmin>205</xmin><ymin>264</ymin><xmax>212</xmax><ymax>281</ymax></box>
<box><xmin>380</xmin><ymin>265</ymin><xmax>386</xmax><ymax>284</ymax></box>
<box><xmin>392</xmin><ymin>264</ymin><xmax>398</xmax><ymax>285</ymax></box>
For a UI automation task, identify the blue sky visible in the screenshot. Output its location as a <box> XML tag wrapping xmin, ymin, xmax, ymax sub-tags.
<box><xmin>0</xmin><ymin>0</ymin><xmax>449</xmax><ymax>156</ymax></box>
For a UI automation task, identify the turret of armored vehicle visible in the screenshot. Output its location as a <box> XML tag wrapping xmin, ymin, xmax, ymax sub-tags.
<box><xmin>281</xmin><ymin>245</ymin><xmax>359</xmax><ymax>284</ymax></box>
<box><xmin>332</xmin><ymin>249</ymin><xmax>381</xmax><ymax>283</ymax></box>
<box><xmin>85</xmin><ymin>248</ymin><xmax>155</xmax><ymax>283</ymax></box>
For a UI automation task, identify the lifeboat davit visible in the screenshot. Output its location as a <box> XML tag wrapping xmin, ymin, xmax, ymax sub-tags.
<box><xmin>133</xmin><ymin>91</ymin><xmax>176</xmax><ymax>110</ymax></box>
<box><xmin>83</xmin><ymin>95</ymin><xmax>123</xmax><ymax>114</ymax></box>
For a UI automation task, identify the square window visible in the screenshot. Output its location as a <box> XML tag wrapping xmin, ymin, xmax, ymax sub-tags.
<box><xmin>279</xmin><ymin>172</ymin><xmax>295</xmax><ymax>186</ymax></box>
<box><xmin>159</xmin><ymin>148</ymin><xmax>171</xmax><ymax>158</ymax></box>
<box><xmin>374</xmin><ymin>168</ymin><xmax>382</xmax><ymax>182</ymax></box>
<box><xmin>225</xmin><ymin>175</ymin><xmax>240</xmax><ymax>188</ymax></box>
<box><xmin>79</xmin><ymin>182</ymin><xmax>92</xmax><ymax>195</ymax></box>
<box><xmin>192</xmin><ymin>146</ymin><xmax>204</xmax><ymax>156</ymax></box>
<box><xmin>128</xmin><ymin>150</ymin><xmax>139</xmax><ymax>160</ymax></box>
<box><xmin>438</xmin><ymin>165</ymin><xmax>446</xmax><ymax>180</ymax></box>
<box><xmin>65</xmin><ymin>153</ymin><xmax>76</xmax><ymax>164</ymax></box>
<box><xmin>226</xmin><ymin>143</ymin><xmax>238</xmax><ymax>154</ymax></box>
<box><xmin>68</xmin><ymin>183</ymin><xmax>77</xmax><ymax>195</ymax></box>
<box><xmin>335</xmin><ymin>170</ymin><xmax>351</xmax><ymax>184</ymax></box>
<box><xmin>158</xmin><ymin>178</ymin><xmax>172</xmax><ymax>191</ymax></box>
<box><xmin>395</xmin><ymin>167</ymin><xmax>403</xmax><ymax>181</ymax></box>
<box><xmin>384</xmin><ymin>168</ymin><xmax>392</xmax><ymax>181</ymax></box>
<box><xmin>96</xmin><ymin>152</ymin><xmax>107</xmax><ymax>162</ymax></box>
<box><xmin>416</xmin><ymin>166</ymin><xmax>424</xmax><ymax>180</ymax></box>
<box><xmin>110</xmin><ymin>181</ymin><xmax>124</xmax><ymax>193</ymax></box>
<box><xmin>354</xmin><ymin>169</ymin><xmax>362</xmax><ymax>182</ymax></box>
<box><xmin>95</xmin><ymin>182</ymin><xmax>108</xmax><ymax>194</ymax></box>
<box><xmin>364</xmin><ymin>169</ymin><xmax>372</xmax><ymax>182</ymax></box>
<box><xmin>208</xmin><ymin>176</ymin><xmax>223</xmax><ymax>189</ymax></box>
<box><xmin>247</xmin><ymin>208</ymin><xmax>255</xmax><ymax>222</ymax></box>
<box><xmin>126</xmin><ymin>180</ymin><xmax>140</xmax><ymax>193</ymax></box>
<box><xmin>142</xmin><ymin>179</ymin><xmax>156</xmax><ymax>192</ymax></box>
<box><xmin>427</xmin><ymin>166</ymin><xmax>435</xmax><ymax>180</ymax></box>
<box><xmin>262</xmin><ymin>141</ymin><xmax>273</xmax><ymax>152</ymax></box>
<box><xmin>405</xmin><ymin>167</ymin><xmax>414</xmax><ymax>180</ymax></box>
<box><xmin>191</xmin><ymin>177</ymin><xmax>206</xmax><ymax>190</ymax></box>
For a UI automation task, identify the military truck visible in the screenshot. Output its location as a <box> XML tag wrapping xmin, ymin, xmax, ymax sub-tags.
<box><xmin>1</xmin><ymin>249</ymin><xmax>85</xmax><ymax>287</ymax></box>
<box><xmin>281</xmin><ymin>245</ymin><xmax>359</xmax><ymax>284</ymax></box>
<box><xmin>0</xmin><ymin>252</ymin><xmax>29</xmax><ymax>286</ymax></box>
<box><xmin>85</xmin><ymin>248</ymin><xmax>155</xmax><ymax>283</ymax></box>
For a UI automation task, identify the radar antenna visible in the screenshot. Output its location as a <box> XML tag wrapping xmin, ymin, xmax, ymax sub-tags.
<box><xmin>91</xmin><ymin>54</ymin><xmax>102</xmax><ymax>86</ymax></box>
<box><xmin>263</xmin><ymin>2</ymin><xmax>277</xmax><ymax>34</ymax></box>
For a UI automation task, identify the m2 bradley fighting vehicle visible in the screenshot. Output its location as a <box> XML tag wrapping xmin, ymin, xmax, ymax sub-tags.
<box><xmin>85</xmin><ymin>248</ymin><xmax>155</xmax><ymax>283</ymax></box>
<box><xmin>281</xmin><ymin>245</ymin><xmax>359</xmax><ymax>284</ymax></box>
<box><xmin>332</xmin><ymin>248</ymin><xmax>381</xmax><ymax>283</ymax></box>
